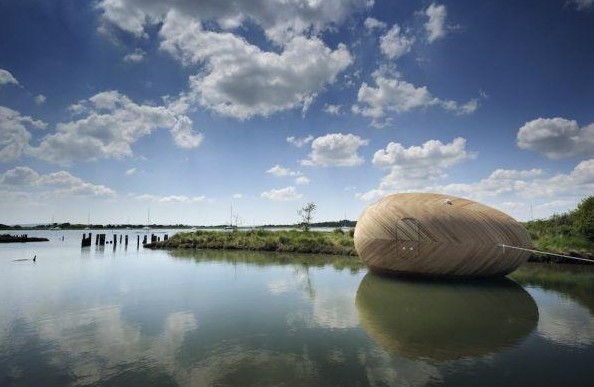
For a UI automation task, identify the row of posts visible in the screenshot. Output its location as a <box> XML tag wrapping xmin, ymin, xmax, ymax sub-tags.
<box><xmin>81</xmin><ymin>232</ymin><xmax>168</xmax><ymax>248</ymax></box>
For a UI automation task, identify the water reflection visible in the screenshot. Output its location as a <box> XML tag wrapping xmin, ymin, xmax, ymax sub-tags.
<box><xmin>356</xmin><ymin>273</ymin><xmax>538</xmax><ymax>361</ymax></box>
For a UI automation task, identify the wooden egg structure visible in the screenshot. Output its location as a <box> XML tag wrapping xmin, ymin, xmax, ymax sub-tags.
<box><xmin>354</xmin><ymin>193</ymin><xmax>533</xmax><ymax>277</ymax></box>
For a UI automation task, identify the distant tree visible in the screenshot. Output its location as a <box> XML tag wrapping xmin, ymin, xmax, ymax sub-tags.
<box><xmin>298</xmin><ymin>202</ymin><xmax>316</xmax><ymax>232</ymax></box>
<box><xmin>573</xmin><ymin>195</ymin><xmax>594</xmax><ymax>241</ymax></box>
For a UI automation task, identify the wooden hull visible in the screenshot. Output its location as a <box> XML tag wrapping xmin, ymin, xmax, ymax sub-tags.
<box><xmin>354</xmin><ymin>193</ymin><xmax>533</xmax><ymax>278</ymax></box>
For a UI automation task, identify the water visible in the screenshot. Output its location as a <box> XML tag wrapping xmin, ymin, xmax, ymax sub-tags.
<box><xmin>1</xmin><ymin>230</ymin><xmax>593</xmax><ymax>386</ymax></box>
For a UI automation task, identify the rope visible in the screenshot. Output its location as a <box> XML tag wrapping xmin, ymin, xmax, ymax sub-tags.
<box><xmin>498</xmin><ymin>244</ymin><xmax>594</xmax><ymax>264</ymax></box>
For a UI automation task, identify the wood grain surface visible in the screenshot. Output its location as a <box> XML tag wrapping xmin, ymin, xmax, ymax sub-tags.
<box><xmin>354</xmin><ymin>193</ymin><xmax>533</xmax><ymax>277</ymax></box>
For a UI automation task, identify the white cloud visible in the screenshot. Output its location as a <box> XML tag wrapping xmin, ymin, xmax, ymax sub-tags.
<box><xmin>36</xmin><ymin>171</ymin><xmax>116</xmax><ymax>197</ymax></box>
<box><xmin>364</xmin><ymin>17</ymin><xmax>386</xmax><ymax>31</ymax></box>
<box><xmin>261</xmin><ymin>186</ymin><xmax>303</xmax><ymax>201</ymax></box>
<box><xmin>34</xmin><ymin>94</ymin><xmax>47</xmax><ymax>105</ymax></box>
<box><xmin>267</xmin><ymin>164</ymin><xmax>309</xmax><ymax>185</ymax></box>
<box><xmin>357</xmin><ymin>137</ymin><xmax>473</xmax><ymax>201</ymax></box>
<box><xmin>123</xmin><ymin>48</ymin><xmax>146</xmax><ymax>63</ymax></box>
<box><xmin>169</xmin><ymin>116</ymin><xmax>203</xmax><ymax>149</ymax></box>
<box><xmin>516</xmin><ymin>117</ymin><xmax>594</xmax><ymax>159</ymax></box>
<box><xmin>572</xmin><ymin>0</ymin><xmax>594</xmax><ymax>10</ymax></box>
<box><xmin>125</xmin><ymin>167</ymin><xmax>136</xmax><ymax>175</ymax></box>
<box><xmin>0</xmin><ymin>166</ymin><xmax>115</xmax><ymax>198</ymax></box>
<box><xmin>424</xmin><ymin>3</ymin><xmax>447</xmax><ymax>43</ymax></box>
<box><xmin>352</xmin><ymin>69</ymin><xmax>478</xmax><ymax>125</ymax></box>
<box><xmin>98</xmin><ymin>3</ymin><xmax>357</xmax><ymax>120</ymax></box>
<box><xmin>30</xmin><ymin>91</ymin><xmax>202</xmax><ymax>165</ymax></box>
<box><xmin>0</xmin><ymin>106</ymin><xmax>46</xmax><ymax>162</ymax></box>
<box><xmin>97</xmin><ymin>0</ymin><xmax>373</xmax><ymax>44</ymax></box>
<box><xmin>379</xmin><ymin>24</ymin><xmax>414</xmax><ymax>59</ymax></box>
<box><xmin>267</xmin><ymin>165</ymin><xmax>298</xmax><ymax>177</ymax></box>
<box><xmin>301</xmin><ymin>133</ymin><xmax>369</xmax><ymax>167</ymax></box>
<box><xmin>0</xmin><ymin>69</ymin><xmax>19</xmax><ymax>87</ymax></box>
<box><xmin>322</xmin><ymin>104</ymin><xmax>342</xmax><ymax>115</ymax></box>
<box><xmin>295</xmin><ymin>176</ymin><xmax>310</xmax><ymax>185</ymax></box>
<box><xmin>0</xmin><ymin>166</ymin><xmax>39</xmax><ymax>185</ymax></box>
<box><xmin>161</xmin><ymin>15</ymin><xmax>353</xmax><ymax>120</ymax></box>
<box><xmin>232</xmin><ymin>193</ymin><xmax>243</xmax><ymax>199</ymax></box>
<box><xmin>287</xmin><ymin>135</ymin><xmax>314</xmax><ymax>148</ymax></box>
<box><xmin>135</xmin><ymin>194</ymin><xmax>208</xmax><ymax>204</ymax></box>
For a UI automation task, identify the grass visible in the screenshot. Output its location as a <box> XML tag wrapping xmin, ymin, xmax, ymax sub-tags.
<box><xmin>146</xmin><ymin>228</ymin><xmax>357</xmax><ymax>256</ymax></box>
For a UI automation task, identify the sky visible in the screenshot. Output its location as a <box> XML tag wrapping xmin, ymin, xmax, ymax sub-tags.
<box><xmin>0</xmin><ymin>0</ymin><xmax>593</xmax><ymax>226</ymax></box>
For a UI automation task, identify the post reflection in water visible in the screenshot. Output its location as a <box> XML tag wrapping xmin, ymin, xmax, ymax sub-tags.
<box><xmin>356</xmin><ymin>273</ymin><xmax>538</xmax><ymax>361</ymax></box>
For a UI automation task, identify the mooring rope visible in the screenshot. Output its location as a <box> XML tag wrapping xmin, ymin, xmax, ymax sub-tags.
<box><xmin>498</xmin><ymin>244</ymin><xmax>594</xmax><ymax>264</ymax></box>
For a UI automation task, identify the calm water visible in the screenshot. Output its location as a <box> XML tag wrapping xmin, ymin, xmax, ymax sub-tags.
<box><xmin>1</xmin><ymin>230</ymin><xmax>594</xmax><ymax>386</ymax></box>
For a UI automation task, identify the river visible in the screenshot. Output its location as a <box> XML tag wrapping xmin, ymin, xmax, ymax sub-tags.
<box><xmin>1</xmin><ymin>229</ymin><xmax>593</xmax><ymax>386</ymax></box>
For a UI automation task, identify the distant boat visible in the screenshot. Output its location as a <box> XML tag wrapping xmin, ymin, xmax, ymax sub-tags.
<box><xmin>143</xmin><ymin>209</ymin><xmax>151</xmax><ymax>230</ymax></box>
<box><xmin>224</xmin><ymin>204</ymin><xmax>237</xmax><ymax>230</ymax></box>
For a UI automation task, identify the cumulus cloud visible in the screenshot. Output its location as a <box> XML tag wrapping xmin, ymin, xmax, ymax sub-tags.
<box><xmin>29</xmin><ymin>91</ymin><xmax>202</xmax><ymax>165</ymax></box>
<box><xmin>379</xmin><ymin>24</ymin><xmax>414</xmax><ymax>59</ymax></box>
<box><xmin>516</xmin><ymin>117</ymin><xmax>594</xmax><ymax>159</ymax></box>
<box><xmin>232</xmin><ymin>193</ymin><xmax>243</xmax><ymax>199</ymax></box>
<box><xmin>301</xmin><ymin>133</ymin><xmax>369</xmax><ymax>167</ymax></box>
<box><xmin>364</xmin><ymin>17</ymin><xmax>386</xmax><ymax>31</ymax></box>
<box><xmin>34</xmin><ymin>94</ymin><xmax>47</xmax><ymax>105</ymax></box>
<box><xmin>261</xmin><ymin>186</ymin><xmax>303</xmax><ymax>201</ymax></box>
<box><xmin>0</xmin><ymin>166</ymin><xmax>115</xmax><ymax>197</ymax></box>
<box><xmin>125</xmin><ymin>168</ymin><xmax>136</xmax><ymax>175</ymax></box>
<box><xmin>287</xmin><ymin>135</ymin><xmax>314</xmax><ymax>148</ymax></box>
<box><xmin>97</xmin><ymin>2</ymin><xmax>358</xmax><ymax>119</ymax></box>
<box><xmin>0</xmin><ymin>106</ymin><xmax>47</xmax><ymax>162</ymax></box>
<box><xmin>0</xmin><ymin>166</ymin><xmax>40</xmax><ymax>185</ymax></box>
<box><xmin>357</xmin><ymin>137</ymin><xmax>473</xmax><ymax>201</ymax></box>
<box><xmin>352</xmin><ymin>69</ymin><xmax>478</xmax><ymax>125</ymax></box>
<box><xmin>322</xmin><ymin>104</ymin><xmax>342</xmax><ymax>115</ymax></box>
<box><xmin>123</xmin><ymin>48</ymin><xmax>146</xmax><ymax>63</ymax></box>
<box><xmin>135</xmin><ymin>194</ymin><xmax>209</xmax><ymax>204</ymax></box>
<box><xmin>267</xmin><ymin>164</ymin><xmax>309</xmax><ymax>185</ymax></box>
<box><xmin>0</xmin><ymin>69</ymin><xmax>19</xmax><ymax>87</ymax></box>
<box><xmin>160</xmin><ymin>15</ymin><xmax>353</xmax><ymax>119</ymax></box>
<box><xmin>295</xmin><ymin>176</ymin><xmax>310</xmax><ymax>185</ymax></box>
<box><xmin>97</xmin><ymin>0</ymin><xmax>373</xmax><ymax>44</ymax></box>
<box><xmin>424</xmin><ymin>3</ymin><xmax>447</xmax><ymax>43</ymax></box>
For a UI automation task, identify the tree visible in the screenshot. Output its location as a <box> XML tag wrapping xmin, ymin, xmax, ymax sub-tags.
<box><xmin>298</xmin><ymin>202</ymin><xmax>316</xmax><ymax>232</ymax></box>
<box><xmin>573</xmin><ymin>195</ymin><xmax>594</xmax><ymax>241</ymax></box>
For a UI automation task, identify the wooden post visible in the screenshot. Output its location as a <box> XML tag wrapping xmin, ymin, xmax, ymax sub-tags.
<box><xmin>119</xmin><ymin>235</ymin><xmax>122</xmax><ymax>243</ymax></box>
<box><xmin>164</xmin><ymin>234</ymin><xmax>168</xmax><ymax>241</ymax></box>
<box><xmin>137</xmin><ymin>235</ymin><xmax>140</xmax><ymax>249</ymax></box>
<box><xmin>143</xmin><ymin>235</ymin><xmax>147</xmax><ymax>244</ymax></box>
<box><xmin>113</xmin><ymin>234</ymin><xmax>117</xmax><ymax>246</ymax></box>
<box><xmin>125</xmin><ymin>235</ymin><xmax>128</xmax><ymax>246</ymax></box>
<box><xmin>96</xmin><ymin>234</ymin><xmax>99</xmax><ymax>245</ymax></box>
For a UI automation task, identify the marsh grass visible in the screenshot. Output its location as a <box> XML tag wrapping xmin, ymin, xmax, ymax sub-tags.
<box><xmin>147</xmin><ymin>229</ymin><xmax>357</xmax><ymax>256</ymax></box>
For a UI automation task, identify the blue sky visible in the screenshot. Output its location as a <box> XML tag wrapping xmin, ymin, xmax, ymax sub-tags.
<box><xmin>1</xmin><ymin>0</ymin><xmax>593</xmax><ymax>225</ymax></box>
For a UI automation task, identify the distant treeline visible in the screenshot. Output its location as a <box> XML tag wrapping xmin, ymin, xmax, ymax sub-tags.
<box><xmin>0</xmin><ymin>220</ymin><xmax>357</xmax><ymax>230</ymax></box>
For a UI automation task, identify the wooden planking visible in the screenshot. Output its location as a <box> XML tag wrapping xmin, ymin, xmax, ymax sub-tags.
<box><xmin>354</xmin><ymin>193</ymin><xmax>533</xmax><ymax>277</ymax></box>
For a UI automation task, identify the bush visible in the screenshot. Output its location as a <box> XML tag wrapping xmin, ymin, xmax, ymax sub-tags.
<box><xmin>573</xmin><ymin>196</ymin><xmax>594</xmax><ymax>241</ymax></box>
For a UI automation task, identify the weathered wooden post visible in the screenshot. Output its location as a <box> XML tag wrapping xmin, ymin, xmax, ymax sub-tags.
<box><xmin>95</xmin><ymin>234</ymin><xmax>99</xmax><ymax>245</ymax></box>
<box><xmin>100</xmin><ymin>234</ymin><xmax>106</xmax><ymax>245</ymax></box>
<box><xmin>113</xmin><ymin>234</ymin><xmax>117</xmax><ymax>246</ymax></box>
<box><xmin>137</xmin><ymin>235</ymin><xmax>140</xmax><ymax>249</ymax></box>
<box><xmin>125</xmin><ymin>235</ymin><xmax>128</xmax><ymax>246</ymax></box>
<box><xmin>164</xmin><ymin>234</ymin><xmax>168</xmax><ymax>241</ymax></box>
<box><xmin>143</xmin><ymin>235</ymin><xmax>147</xmax><ymax>244</ymax></box>
<box><xmin>119</xmin><ymin>235</ymin><xmax>122</xmax><ymax>244</ymax></box>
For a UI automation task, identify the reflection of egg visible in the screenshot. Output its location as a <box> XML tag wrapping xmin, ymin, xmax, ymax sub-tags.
<box><xmin>354</xmin><ymin>193</ymin><xmax>533</xmax><ymax>277</ymax></box>
<box><xmin>356</xmin><ymin>273</ymin><xmax>538</xmax><ymax>361</ymax></box>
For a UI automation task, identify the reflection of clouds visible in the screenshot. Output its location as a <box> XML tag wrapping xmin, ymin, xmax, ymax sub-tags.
<box><xmin>182</xmin><ymin>345</ymin><xmax>319</xmax><ymax>386</ymax></box>
<box><xmin>358</xmin><ymin>347</ymin><xmax>441</xmax><ymax>387</ymax></box>
<box><xmin>267</xmin><ymin>268</ymin><xmax>310</xmax><ymax>295</ymax></box>
<box><xmin>536</xmin><ymin>290</ymin><xmax>594</xmax><ymax>347</ymax></box>
<box><xmin>33</xmin><ymin>306</ymin><xmax>197</xmax><ymax>385</ymax></box>
<box><xmin>312</xmin><ymin>290</ymin><xmax>358</xmax><ymax>329</ymax></box>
